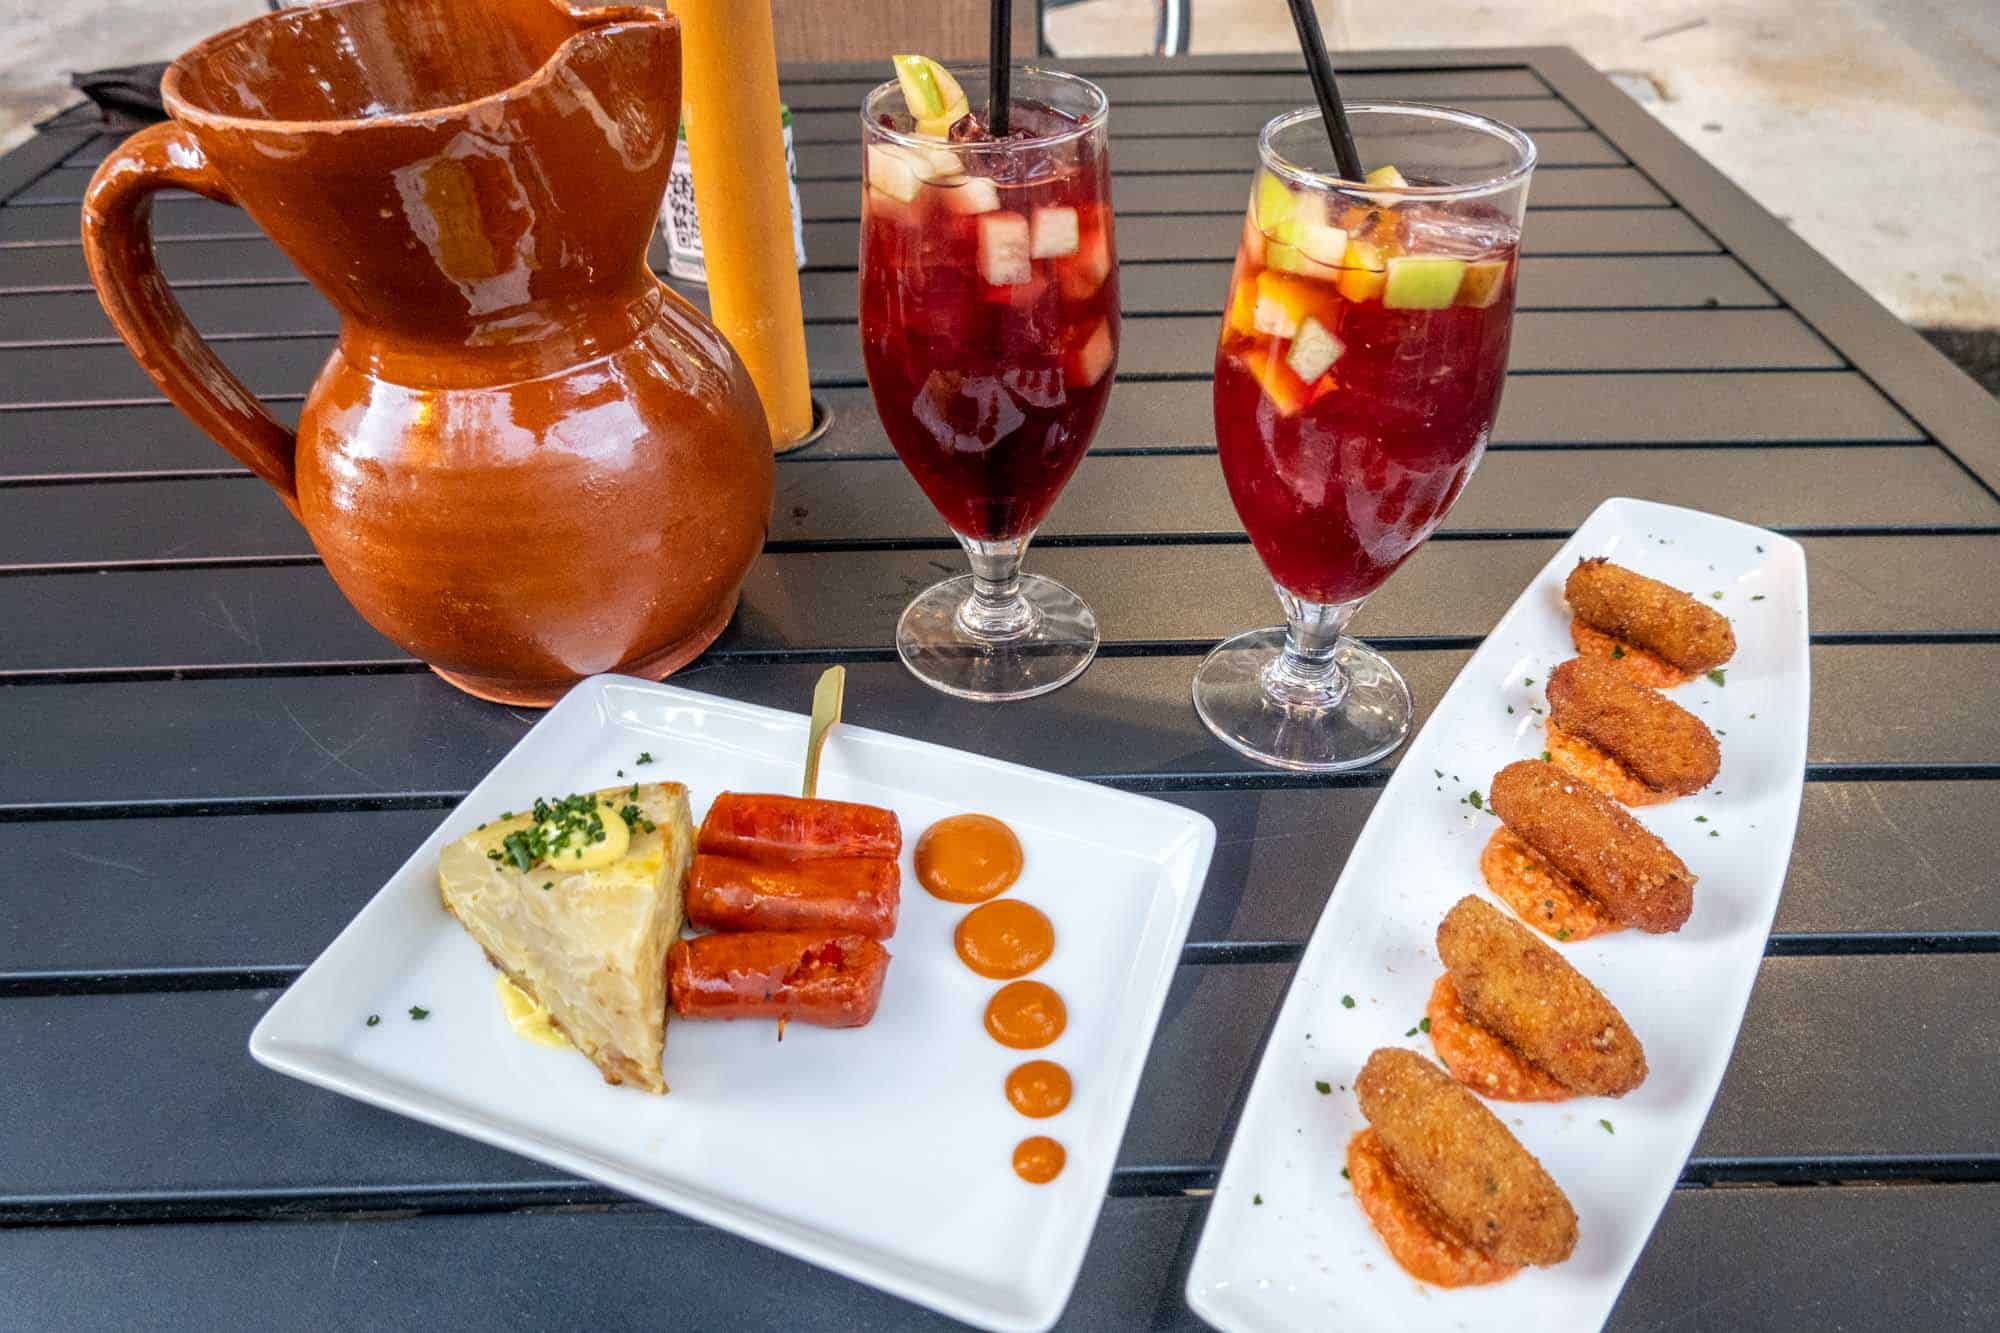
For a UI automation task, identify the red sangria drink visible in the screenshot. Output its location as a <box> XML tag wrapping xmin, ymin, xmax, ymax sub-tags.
<box><xmin>861</xmin><ymin>60</ymin><xmax>1117</xmax><ymax>701</ymax></box>
<box><xmin>1194</xmin><ymin>104</ymin><xmax>1535</xmax><ymax>771</ymax></box>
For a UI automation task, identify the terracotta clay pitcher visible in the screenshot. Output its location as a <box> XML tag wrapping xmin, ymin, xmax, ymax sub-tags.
<box><xmin>81</xmin><ymin>0</ymin><xmax>774</xmax><ymax>706</ymax></box>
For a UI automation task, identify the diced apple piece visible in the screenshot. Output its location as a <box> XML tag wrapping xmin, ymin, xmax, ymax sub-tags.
<box><xmin>1227</xmin><ymin>278</ymin><xmax>1259</xmax><ymax>336</ymax></box>
<box><xmin>1264</xmin><ymin>242</ymin><xmax>1302</xmax><ymax>276</ymax></box>
<box><xmin>1294</xmin><ymin>221</ymin><xmax>1350</xmax><ymax>267</ymax></box>
<box><xmin>1383</xmin><ymin>255</ymin><xmax>1467</xmax><ymax>310</ymax></box>
<box><xmin>867</xmin><ymin>144</ymin><xmax>922</xmax><ymax>204</ymax></box>
<box><xmin>1252</xmin><ymin>269</ymin><xmax>1340</xmax><ymax>339</ymax></box>
<box><xmin>1067</xmin><ymin>320</ymin><xmax>1115</xmax><ymax>388</ymax></box>
<box><xmin>1255</xmin><ymin>171</ymin><xmax>1296</xmax><ymax>234</ymax></box>
<box><xmin>979</xmin><ymin>211</ymin><xmax>1031</xmax><ymax>287</ymax></box>
<box><xmin>1059</xmin><ymin>227</ymin><xmax>1112</xmax><ymax>300</ymax></box>
<box><xmin>938</xmin><ymin>174</ymin><xmax>999</xmax><ymax>214</ymax></box>
<box><xmin>919</xmin><ymin>146</ymin><xmax>964</xmax><ymax>179</ymax></box>
<box><xmin>1336</xmin><ymin>238</ymin><xmax>1387</xmax><ymax>303</ymax></box>
<box><xmin>1458</xmin><ymin>258</ymin><xmax>1509</xmax><ymax>308</ymax></box>
<box><xmin>1364</xmin><ymin>163</ymin><xmax>1408</xmax><ymax>204</ymax></box>
<box><xmin>1284</xmin><ymin>317</ymin><xmax>1343</xmax><ymax>383</ymax></box>
<box><xmin>1240</xmin><ymin>344</ymin><xmax>1312</xmax><ymax>416</ymax></box>
<box><xmin>1030</xmin><ymin>206</ymin><xmax>1080</xmax><ymax>259</ymax></box>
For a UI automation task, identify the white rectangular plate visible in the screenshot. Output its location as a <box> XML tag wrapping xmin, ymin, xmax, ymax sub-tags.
<box><xmin>1186</xmin><ymin>497</ymin><xmax>1809</xmax><ymax>1332</ymax></box>
<box><xmin>250</xmin><ymin>675</ymin><xmax>1215</xmax><ymax>1332</ymax></box>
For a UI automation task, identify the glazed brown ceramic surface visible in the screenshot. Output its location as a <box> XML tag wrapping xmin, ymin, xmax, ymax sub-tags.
<box><xmin>81</xmin><ymin>0</ymin><xmax>774</xmax><ymax>706</ymax></box>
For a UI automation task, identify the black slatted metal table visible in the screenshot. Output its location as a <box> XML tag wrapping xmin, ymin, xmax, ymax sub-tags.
<box><xmin>4</xmin><ymin>49</ymin><xmax>1999</xmax><ymax>1330</ymax></box>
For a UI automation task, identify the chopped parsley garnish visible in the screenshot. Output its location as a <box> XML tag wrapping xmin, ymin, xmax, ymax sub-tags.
<box><xmin>542</xmin><ymin>882</ymin><xmax>553</xmax><ymax>891</ymax></box>
<box><xmin>1506</xmin><ymin>705</ymin><xmax>1514</xmax><ymax>714</ymax></box>
<box><xmin>1434</xmin><ymin>769</ymin><xmax>1443</xmax><ymax>778</ymax></box>
<box><xmin>1405</xmin><ymin>1026</ymin><xmax>1418</xmax><ymax>1037</ymax></box>
<box><xmin>495</xmin><ymin>793</ymin><xmax>617</xmax><ymax>871</ymax></box>
<box><xmin>1598</xmin><ymin>1118</ymin><xmax>1614</xmax><ymax>1134</ymax></box>
<box><xmin>1253</xmin><ymin>1193</ymin><xmax>1264</xmax><ymax>1205</ymax></box>
<box><xmin>1707</xmin><ymin>668</ymin><xmax>1727</xmax><ymax>687</ymax></box>
<box><xmin>409</xmin><ymin>1006</ymin><xmax>431</xmax><ymax>1021</ymax></box>
<box><xmin>1340</xmin><ymin>1167</ymin><xmax>1351</xmax><ymax>1181</ymax></box>
<box><xmin>616</xmin><ymin>769</ymin><xmax>625</xmax><ymax>778</ymax></box>
<box><xmin>1710</xmin><ymin>830</ymin><xmax>1720</xmax><ymax>837</ymax></box>
<box><xmin>1610</xmin><ymin>644</ymin><xmax>1627</xmax><ymax>659</ymax></box>
<box><xmin>1524</xmin><ymin>677</ymin><xmax>1534</xmax><ymax>687</ymax></box>
<box><xmin>1465</xmin><ymin>790</ymin><xmax>1485</xmax><ymax>811</ymax></box>
<box><xmin>1315</xmin><ymin>1080</ymin><xmax>1332</xmax><ymax>1094</ymax></box>
<box><xmin>1709</xmin><ymin>591</ymin><xmax>1724</xmax><ymax>600</ymax></box>
<box><xmin>1756</xmin><ymin>544</ymin><xmax>1765</xmax><ymax>553</ymax></box>
<box><xmin>1419</xmin><ymin>1016</ymin><xmax>1431</xmax><ymax>1033</ymax></box>
<box><xmin>1541</xmin><ymin>750</ymin><xmax>1553</xmax><ymax>763</ymax></box>
<box><xmin>1751</xmin><ymin>594</ymin><xmax>1766</xmax><ymax>602</ymax></box>
<box><xmin>1555</xmin><ymin>928</ymin><xmax>1571</xmax><ymax>941</ymax></box>
<box><xmin>1340</xmin><ymin>995</ymin><xmax>1356</xmax><ymax>1009</ymax></box>
<box><xmin>1695</xmin><ymin>815</ymin><xmax>1708</xmax><ymax>822</ymax></box>
<box><xmin>636</xmin><ymin>751</ymin><xmax>655</xmax><ymax>765</ymax></box>
<box><xmin>365</xmin><ymin>1014</ymin><xmax>381</xmax><ymax>1027</ymax></box>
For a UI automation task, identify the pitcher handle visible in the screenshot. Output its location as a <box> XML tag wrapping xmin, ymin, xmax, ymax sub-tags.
<box><xmin>81</xmin><ymin>122</ymin><xmax>299</xmax><ymax>514</ymax></box>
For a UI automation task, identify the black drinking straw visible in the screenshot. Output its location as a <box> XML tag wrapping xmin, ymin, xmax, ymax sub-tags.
<box><xmin>989</xmin><ymin>0</ymin><xmax>1012</xmax><ymax>136</ymax></box>
<box><xmin>1282</xmin><ymin>0</ymin><xmax>1365</xmax><ymax>181</ymax></box>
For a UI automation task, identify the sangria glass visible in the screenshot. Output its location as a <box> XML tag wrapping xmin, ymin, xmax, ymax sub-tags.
<box><xmin>859</xmin><ymin>68</ymin><xmax>1118</xmax><ymax>701</ymax></box>
<box><xmin>1196</xmin><ymin>103</ymin><xmax>1535</xmax><ymax>769</ymax></box>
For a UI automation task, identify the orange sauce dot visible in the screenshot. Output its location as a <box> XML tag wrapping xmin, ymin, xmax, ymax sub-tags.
<box><xmin>1012</xmin><ymin>1135</ymin><xmax>1066</xmax><ymax>1184</ymax></box>
<box><xmin>984</xmin><ymin>980</ymin><xmax>1067</xmax><ymax>1050</ymax></box>
<box><xmin>1005</xmin><ymin>1060</ymin><xmax>1073</xmax><ymax>1118</ymax></box>
<box><xmin>955</xmin><ymin>899</ymin><xmax>1055</xmax><ymax>979</ymax></box>
<box><xmin>916</xmin><ymin>813</ymin><xmax>1023</xmax><ymax>904</ymax></box>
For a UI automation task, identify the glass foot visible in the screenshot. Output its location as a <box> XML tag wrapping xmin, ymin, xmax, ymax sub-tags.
<box><xmin>896</xmin><ymin>573</ymin><xmax>1099</xmax><ymax>702</ymax></box>
<box><xmin>1192</xmin><ymin>627</ymin><xmax>1413</xmax><ymax>771</ymax></box>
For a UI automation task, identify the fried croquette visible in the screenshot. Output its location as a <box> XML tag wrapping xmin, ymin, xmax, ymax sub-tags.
<box><xmin>1489</xmin><ymin>760</ymin><xmax>1695</xmax><ymax>933</ymax></box>
<box><xmin>1426</xmin><ymin>974</ymin><xmax>1571</xmax><ymax>1102</ymax></box>
<box><xmin>1347</xmin><ymin>1128</ymin><xmax>1522</xmax><ymax>1286</ymax></box>
<box><xmin>1355</xmin><ymin>1048</ymin><xmax>1578</xmax><ymax>1267</ymax></box>
<box><xmin>1565</xmin><ymin>557</ymin><xmax>1735</xmax><ymax>674</ymax></box>
<box><xmin>1437</xmin><ymin>896</ymin><xmax>1647</xmax><ymax>1096</ymax></box>
<box><xmin>1547</xmin><ymin>656</ymin><xmax>1719</xmax><ymax>797</ymax></box>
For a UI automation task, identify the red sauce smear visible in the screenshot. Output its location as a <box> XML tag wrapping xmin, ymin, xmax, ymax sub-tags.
<box><xmin>1571</xmin><ymin>618</ymin><xmax>1696</xmax><ymax>689</ymax></box>
<box><xmin>1545</xmin><ymin>720</ymin><xmax>1672</xmax><ymax>808</ymax></box>
<box><xmin>1479</xmin><ymin>827</ymin><xmax>1623</xmax><ymax>943</ymax></box>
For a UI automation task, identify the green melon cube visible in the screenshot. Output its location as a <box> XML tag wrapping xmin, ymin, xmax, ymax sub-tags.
<box><xmin>1383</xmin><ymin>256</ymin><xmax>1467</xmax><ymax>310</ymax></box>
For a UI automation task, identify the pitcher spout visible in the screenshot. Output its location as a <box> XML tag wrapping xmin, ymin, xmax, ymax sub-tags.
<box><xmin>160</xmin><ymin>0</ymin><xmax>683</xmax><ymax>342</ymax></box>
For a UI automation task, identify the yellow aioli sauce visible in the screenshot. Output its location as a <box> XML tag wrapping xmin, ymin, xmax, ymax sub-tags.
<box><xmin>494</xmin><ymin>973</ymin><xmax>569</xmax><ymax>1048</ymax></box>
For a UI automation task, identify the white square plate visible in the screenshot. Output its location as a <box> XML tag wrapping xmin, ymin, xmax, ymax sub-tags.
<box><xmin>1186</xmin><ymin>497</ymin><xmax>1810</xmax><ymax>1331</ymax></box>
<box><xmin>250</xmin><ymin>675</ymin><xmax>1216</xmax><ymax>1332</ymax></box>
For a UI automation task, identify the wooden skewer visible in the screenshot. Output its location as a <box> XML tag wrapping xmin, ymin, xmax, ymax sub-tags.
<box><xmin>802</xmin><ymin>665</ymin><xmax>846</xmax><ymax>798</ymax></box>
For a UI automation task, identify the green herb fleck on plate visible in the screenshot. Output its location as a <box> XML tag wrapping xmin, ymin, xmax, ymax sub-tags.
<box><xmin>1315</xmin><ymin>1080</ymin><xmax>1332</xmax><ymax>1094</ymax></box>
<box><xmin>409</xmin><ymin>1006</ymin><xmax>431</xmax><ymax>1021</ymax></box>
<box><xmin>1599</xmin><ymin>1118</ymin><xmax>1614</xmax><ymax>1134</ymax></box>
<box><xmin>1707</xmin><ymin>668</ymin><xmax>1727</xmax><ymax>687</ymax></box>
<box><xmin>365</xmin><ymin>1014</ymin><xmax>380</xmax><ymax>1028</ymax></box>
<box><xmin>1340</xmin><ymin>995</ymin><xmax>1355</xmax><ymax>1010</ymax></box>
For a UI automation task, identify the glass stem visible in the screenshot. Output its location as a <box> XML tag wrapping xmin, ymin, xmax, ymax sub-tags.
<box><xmin>954</xmin><ymin>533</ymin><xmax>1040</xmax><ymax>641</ymax></box>
<box><xmin>1262</xmin><ymin>586</ymin><xmax>1365</xmax><ymax>707</ymax></box>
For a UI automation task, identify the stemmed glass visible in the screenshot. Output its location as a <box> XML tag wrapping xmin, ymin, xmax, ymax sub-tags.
<box><xmin>1195</xmin><ymin>103</ymin><xmax>1535</xmax><ymax>769</ymax></box>
<box><xmin>858</xmin><ymin>68</ymin><xmax>1118</xmax><ymax>701</ymax></box>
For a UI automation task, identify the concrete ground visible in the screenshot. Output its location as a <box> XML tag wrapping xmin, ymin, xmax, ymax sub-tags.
<box><xmin>1</xmin><ymin>0</ymin><xmax>1993</xmax><ymax>337</ymax></box>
